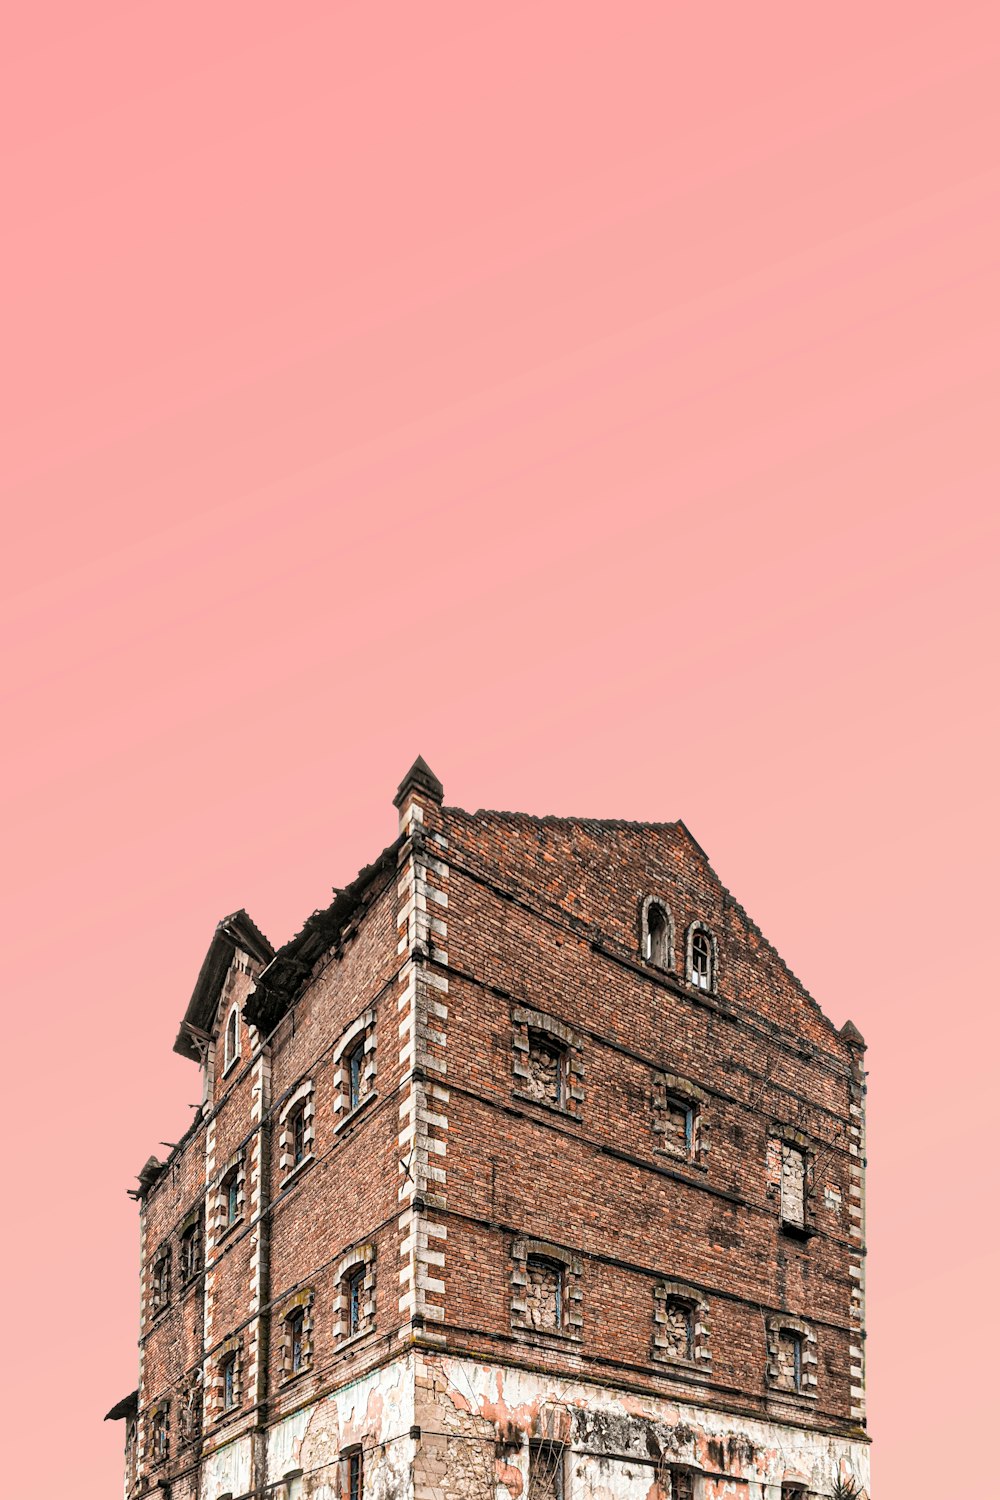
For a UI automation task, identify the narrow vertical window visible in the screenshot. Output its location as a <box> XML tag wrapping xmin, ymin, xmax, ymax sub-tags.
<box><xmin>346</xmin><ymin>1447</ymin><xmax>363</xmax><ymax>1500</ymax></box>
<box><xmin>347</xmin><ymin>1266</ymin><xmax>365</xmax><ymax>1336</ymax></box>
<box><xmin>221</xmin><ymin>1167</ymin><xmax>240</xmax><ymax>1227</ymax></box>
<box><xmin>288</xmin><ymin>1308</ymin><xmax>305</xmax><ymax>1372</ymax></box>
<box><xmin>221</xmin><ymin>1353</ymin><xmax>237</xmax><ymax>1409</ymax></box>
<box><xmin>152</xmin><ymin>1408</ymin><xmax>169</xmax><ymax>1461</ymax></box>
<box><xmin>780</xmin><ymin>1143</ymin><xmax>806</xmax><ymax>1228</ymax></box>
<box><xmin>180</xmin><ymin>1219</ymin><xmax>202</xmax><ymax>1281</ymax></box>
<box><xmin>291</xmin><ymin>1103</ymin><xmax>307</xmax><ymax>1165</ymax></box>
<box><xmin>224</xmin><ymin>1008</ymin><xmax>239</xmax><ymax>1071</ymax></box>
<box><xmin>152</xmin><ymin>1250</ymin><xmax>171</xmax><ymax>1310</ymax></box>
<box><xmin>348</xmin><ymin>1042</ymin><xmax>365</xmax><ymax>1111</ymax></box>
<box><xmin>644</xmin><ymin>900</ymin><xmax>671</xmax><ymax>969</ymax></box>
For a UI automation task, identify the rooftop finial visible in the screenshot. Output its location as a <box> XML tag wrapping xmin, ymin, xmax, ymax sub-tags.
<box><xmin>839</xmin><ymin>1019</ymin><xmax>866</xmax><ymax>1049</ymax></box>
<box><xmin>393</xmin><ymin>755</ymin><xmax>444</xmax><ymax>810</ymax></box>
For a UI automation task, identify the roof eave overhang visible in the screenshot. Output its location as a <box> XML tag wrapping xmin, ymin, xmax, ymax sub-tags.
<box><xmin>105</xmin><ymin>1390</ymin><xmax>139</xmax><ymax>1422</ymax></box>
<box><xmin>172</xmin><ymin>910</ymin><xmax>274</xmax><ymax>1062</ymax></box>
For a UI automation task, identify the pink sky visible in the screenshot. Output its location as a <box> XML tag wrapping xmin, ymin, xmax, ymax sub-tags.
<box><xmin>2</xmin><ymin>5</ymin><xmax>997</xmax><ymax>1494</ymax></box>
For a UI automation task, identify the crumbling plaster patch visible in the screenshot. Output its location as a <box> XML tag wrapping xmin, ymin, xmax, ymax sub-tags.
<box><xmin>266</xmin><ymin>1358</ymin><xmax>414</xmax><ymax>1500</ymax></box>
<box><xmin>426</xmin><ymin>1355</ymin><xmax>869</xmax><ymax>1500</ymax></box>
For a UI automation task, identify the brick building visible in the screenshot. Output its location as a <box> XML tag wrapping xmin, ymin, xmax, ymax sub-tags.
<box><xmin>108</xmin><ymin>759</ymin><xmax>870</xmax><ymax>1500</ymax></box>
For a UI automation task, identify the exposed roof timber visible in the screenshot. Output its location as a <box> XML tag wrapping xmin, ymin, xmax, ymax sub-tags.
<box><xmin>243</xmin><ymin>838</ymin><xmax>402</xmax><ymax>1037</ymax></box>
<box><xmin>173</xmin><ymin>910</ymin><xmax>274</xmax><ymax>1063</ymax></box>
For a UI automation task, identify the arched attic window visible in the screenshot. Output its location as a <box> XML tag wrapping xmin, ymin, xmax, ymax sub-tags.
<box><xmin>686</xmin><ymin>922</ymin><xmax>717</xmax><ymax>993</ymax></box>
<box><xmin>641</xmin><ymin>898</ymin><xmax>674</xmax><ymax>971</ymax></box>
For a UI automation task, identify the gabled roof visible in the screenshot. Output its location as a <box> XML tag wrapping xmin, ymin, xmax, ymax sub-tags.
<box><xmin>443</xmin><ymin>802</ymin><xmax>852</xmax><ymax>1049</ymax></box>
<box><xmin>243</xmin><ymin>838</ymin><xmax>402</xmax><ymax>1037</ymax></box>
<box><xmin>173</xmin><ymin>909</ymin><xmax>274</xmax><ymax>1062</ymax></box>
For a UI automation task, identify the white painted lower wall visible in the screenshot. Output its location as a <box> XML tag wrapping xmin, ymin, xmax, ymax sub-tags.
<box><xmin>417</xmin><ymin>1353</ymin><xmax>870</xmax><ymax>1500</ymax></box>
<box><xmin>194</xmin><ymin>1350</ymin><xmax>869</xmax><ymax>1499</ymax></box>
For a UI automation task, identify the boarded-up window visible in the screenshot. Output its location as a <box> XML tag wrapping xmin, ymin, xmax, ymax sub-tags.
<box><xmin>525</xmin><ymin>1255</ymin><xmax>563</xmax><ymax>1331</ymax></box>
<box><xmin>775</xmin><ymin>1330</ymin><xmax>803</xmax><ymax>1392</ymax></box>
<box><xmin>529</xmin><ymin>1441</ymin><xmax>565</xmax><ymax>1500</ymax></box>
<box><xmin>780</xmin><ymin>1144</ymin><xmax>806</xmax><ymax>1227</ymax></box>
<box><xmin>658</xmin><ymin>1094</ymin><xmax>695</xmax><ymax>1158</ymax></box>
<box><xmin>662</xmin><ymin>1296</ymin><xmax>695</xmax><ymax>1361</ymax></box>
<box><xmin>523</xmin><ymin>1031</ymin><xmax>567</xmax><ymax>1107</ymax></box>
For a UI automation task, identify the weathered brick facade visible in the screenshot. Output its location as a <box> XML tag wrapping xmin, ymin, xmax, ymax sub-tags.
<box><xmin>109</xmin><ymin>760</ymin><xmax>870</xmax><ymax>1500</ymax></box>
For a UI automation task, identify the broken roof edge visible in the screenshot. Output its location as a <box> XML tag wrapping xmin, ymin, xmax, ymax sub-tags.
<box><xmin>173</xmin><ymin>909</ymin><xmax>275</xmax><ymax>1063</ymax></box>
<box><xmin>105</xmin><ymin>1390</ymin><xmax>138</xmax><ymax>1422</ymax></box>
<box><xmin>444</xmin><ymin>804</ymin><xmax>684</xmax><ymax>835</ymax></box>
<box><xmin>243</xmin><ymin>836</ymin><xmax>403</xmax><ymax>1037</ymax></box>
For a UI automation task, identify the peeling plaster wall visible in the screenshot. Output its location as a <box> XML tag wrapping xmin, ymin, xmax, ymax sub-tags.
<box><xmin>200</xmin><ymin>1431</ymin><xmax>253</xmax><ymax>1500</ymax></box>
<box><xmin>266</xmin><ymin>1357</ymin><xmax>415</xmax><ymax>1500</ymax></box>
<box><xmin>575</xmin><ymin>1455</ymin><xmax>654</xmax><ymax>1500</ymax></box>
<box><xmin>421</xmin><ymin>1354</ymin><xmax>870</xmax><ymax>1500</ymax></box>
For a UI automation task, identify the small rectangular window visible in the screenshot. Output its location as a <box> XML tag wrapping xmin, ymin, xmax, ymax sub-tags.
<box><xmin>524</xmin><ymin>1031</ymin><xmax>568</xmax><ymax>1108</ymax></box>
<box><xmin>661</xmin><ymin>1095</ymin><xmax>694</xmax><ymax>1157</ymax></box>
<box><xmin>525</xmin><ymin>1255</ymin><xmax>564</xmax><ymax>1332</ymax></box>
<box><xmin>663</xmin><ymin>1296</ymin><xmax>696</xmax><ymax>1361</ymax></box>
<box><xmin>529</xmin><ymin>1440</ymin><xmax>565</xmax><ymax>1500</ymax></box>
<box><xmin>670</xmin><ymin>1470</ymin><xmax>695</xmax><ymax>1500</ymax></box>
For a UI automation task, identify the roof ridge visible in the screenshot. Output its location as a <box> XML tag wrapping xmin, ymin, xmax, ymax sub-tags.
<box><xmin>444</xmin><ymin>804</ymin><xmax>682</xmax><ymax>833</ymax></box>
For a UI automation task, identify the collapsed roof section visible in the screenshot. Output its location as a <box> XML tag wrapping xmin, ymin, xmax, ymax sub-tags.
<box><xmin>242</xmin><ymin>838</ymin><xmax>402</xmax><ymax>1038</ymax></box>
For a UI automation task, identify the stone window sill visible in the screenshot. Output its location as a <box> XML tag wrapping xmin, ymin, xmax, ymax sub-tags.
<box><xmin>282</xmin><ymin>1153</ymin><xmax>317</xmax><ymax>1188</ymax></box>
<box><xmin>215</xmin><ymin>1217</ymin><xmax>243</xmax><ymax>1246</ymax></box>
<box><xmin>654</xmin><ymin>1148</ymin><xmax>708</xmax><ymax>1172</ymax></box>
<box><xmin>338</xmin><ymin>1326</ymin><xmax>375</xmax><ymax>1353</ymax></box>
<box><xmin>512</xmin><ymin>1322</ymin><xmax>582</xmax><ymax>1345</ymax></box>
<box><xmin>335</xmin><ymin>1091</ymin><xmax>378</xmax><ymax>1135</ymax></box>
<box><xmin>512</xmin><ymin>1090</ymin><xmax>580</xmax><ymax>1122</ymax></box>
<box><xmin>652</xmin><ymin>1353</ymin><xmax>713</xmax><ymax>1378</ymax></box>
<box><xmin>779</xmin><ymin>1219</ymin><xmax>816</xmax><ymax>1241</ymax></box>
<box><xmin>280</xmin><ymin>1364</ymin><xmax>312</xmax><ymax>1386</ymax></box>
<box><xmin>213</xmin><ymin>1404</ymin><xmax>244</xmax><ymax>1427</ymax></box>
<box><xmin>222</xmin><ymin>1054</ymin><xmax>241</xmax><ymax>1079</ymax></box>
<box><xmin>148</xmin><ymin>1301</ymin><xmax>170</xmax><ymax>1323</ymax></box>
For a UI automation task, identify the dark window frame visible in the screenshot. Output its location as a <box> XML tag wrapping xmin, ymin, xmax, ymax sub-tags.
<box><xmin>221</xmin><ymin>1352</ymin><xmax>238</xmax><ymax>1410</ymax></box>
